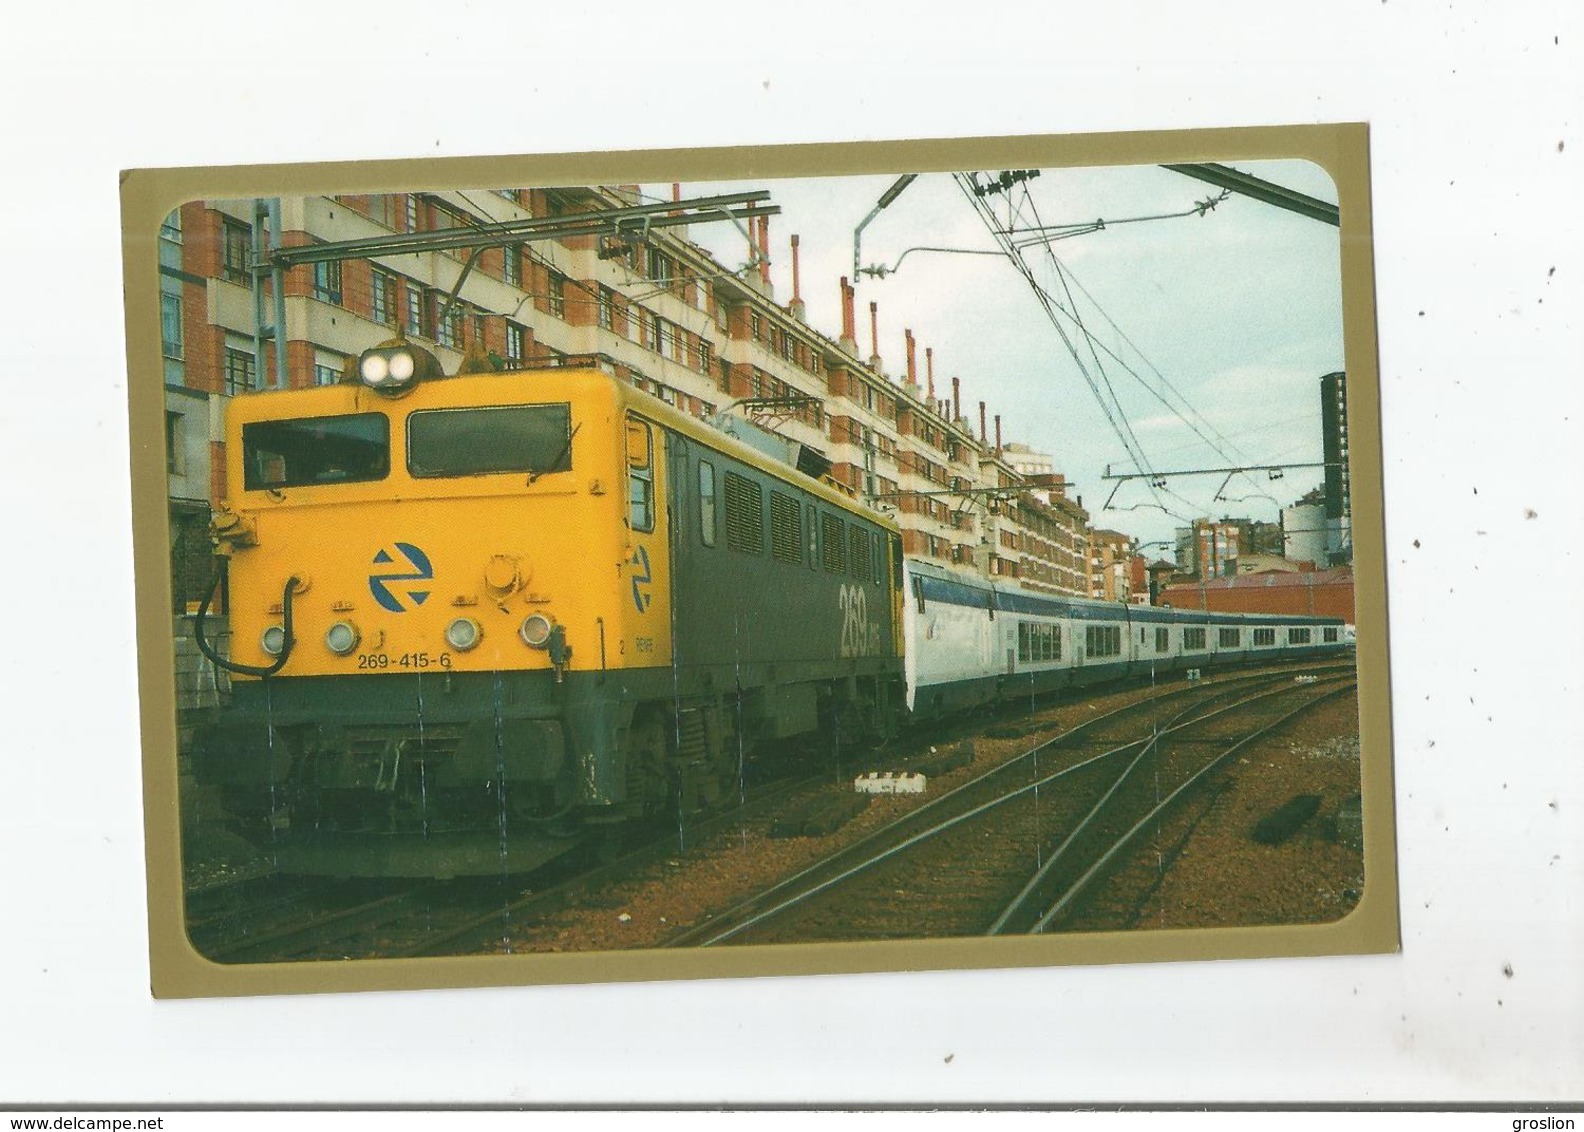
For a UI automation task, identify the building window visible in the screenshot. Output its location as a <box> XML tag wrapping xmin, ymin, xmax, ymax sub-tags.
<box><xmin>547</xmin><ymin>272</ymin><xmax>565</xmax><ymax>319</ymax></box>
<box><xmin>160</xmin><ymin>293</ymin><xmax>183</xmax><ymax>360</ymax></box>
<box><xmin>404</xmin><ymin>194</ymin><xmax>422</xmax><ymax>232</ymax></box>
<box><xmin>506</xmin><ymin>322</ymin><xmax>527</xmax><ymax>365</ymax></box>
<box><xmin>432</xmin><ymin>295</ymin><xmax>464</xmax><ymax>349</ymax></box>
<box><xmin>222</xmin><ymin>219</ymin><xmax>251</xmax><ymax>285</ymax></box>
<box><xmin>312</xmin><ymin>258</ymin><xmax>342</xmax><ymax>304</ymax></box>
<box><xmin>403</xmin><ymin>281</ymin><xmax>423</xmax><ymax>337</ymax></box>
<box><xmin>597</xmin><ymin>286</ymin><xmax>614</xmax><ymax>331</ymax></box>
<box><xmin>641</xmin><ymin>311</ymin><xmax>659</xmax><ymax>352</ymax></box>
<box><xmin>502</xmin><ymin>243</ymin><xmax>521</xmax><ymax>287</ymax></box>
<box><xmin>697</xmin><ymin>339</ymin><xmax>713</xmax><ymax>375</ymax></box>
<box><xmin>224</xmin><ymin>346</ymin><xmax>255</xmax><ymax>396</ymax></box>
<box><xmin>160</xmin><ymin>209</ymin><xmax>182</xmax><ymax>244</ymax></box>
<box><xmin>166</xmin><ymin>411</ymin><xmax>185</xmax><ymax>475</ymax></box>
<box><xmin>750</xmin><ymin>312</ymin><xmax>763</xmax><ymax>341</ymax></box>
<box><xmin>314</xmin><ymin>350</ymin><xmax>344</xmax><ymax>387</ymax></box>
<box><xmin>372</xmin><ymin>269</ymin><xmax>397</xmax><ymax>327</ymax></box>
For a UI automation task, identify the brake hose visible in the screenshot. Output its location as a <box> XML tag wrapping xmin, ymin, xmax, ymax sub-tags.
<box><xmin>193</xmin><ymin>561</ymin><xmax>300</xmax><ymax>678</ymax></box>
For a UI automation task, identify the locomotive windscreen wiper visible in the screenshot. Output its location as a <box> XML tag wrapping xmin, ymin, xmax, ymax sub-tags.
<box><xmin>529</xmin><ymin>420</ymin><xmax>580</xmax><ymax>485</ymax></box>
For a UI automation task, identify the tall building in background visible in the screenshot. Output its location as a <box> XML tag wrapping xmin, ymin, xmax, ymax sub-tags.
<box><xmin>1320</xmin><ymin>370</ymin><xmax>1352</xmax><ymax>565</ymax></box>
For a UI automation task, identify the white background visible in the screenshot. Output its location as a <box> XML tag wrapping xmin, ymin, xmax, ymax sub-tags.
<box><xmin>2</xmin><ymin>0</ymin><xmax>1580</xmax><ymax>1107</ymax></box>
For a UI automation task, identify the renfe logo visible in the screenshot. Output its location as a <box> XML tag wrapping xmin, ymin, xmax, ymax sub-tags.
<box><xmin>629</xmin><ymin>545</ymin><xmax>652</xmax><ymax>613</ymax></box>
<box><xmin>369</xmin><ymin>542</ymin><xmax>434</xmax><ymax>612</ymax></box>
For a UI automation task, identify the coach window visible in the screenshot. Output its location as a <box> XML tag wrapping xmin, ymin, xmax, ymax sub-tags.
<box><xmin>698</xmin><ymin>460</ymin><xmax>717</xmax><ymax>546</ymax></box>
<box><xmin>1289</xmin><ymin>627</ymin><xmax>1311</xmax><ymax>645</ymax></box>
<box><xmin>1155</xmin><ymin>627</ymin><xmax>1169</xmax><ymax>652</ymax></box>
<box><xmin>626</xmin><ymin>417</ymin><xmax>655</xmax><ymax>533</ymax></box>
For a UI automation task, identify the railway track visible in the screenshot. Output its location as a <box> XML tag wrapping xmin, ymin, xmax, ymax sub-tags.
<box><xmin>661</xmin><ymin>669</ymin><xmax>1355</xmax><ymax>947</ymax></box>
<box><xmin>181</xmin><ymin>661</ymin><xmax>1355</xmax><ymax>960</ymax></box>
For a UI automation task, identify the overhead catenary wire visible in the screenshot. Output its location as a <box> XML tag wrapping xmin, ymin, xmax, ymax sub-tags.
<box><xmin>956</xmin><ymin>172</ymin><xmax>1303</xmax><ymax>524</ymax></box>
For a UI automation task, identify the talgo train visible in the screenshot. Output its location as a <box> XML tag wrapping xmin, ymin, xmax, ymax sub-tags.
<box><xmin>190</xmin><ymin>338</ymin><xmax>1349</xmax><ymax>877</ymax></box>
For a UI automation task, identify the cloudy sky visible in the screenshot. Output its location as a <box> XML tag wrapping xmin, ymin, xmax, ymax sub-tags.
<box><xmin>658</xmin><ymin>160</ymin><xmax>1344</xmax><ymax>552</ymax></box>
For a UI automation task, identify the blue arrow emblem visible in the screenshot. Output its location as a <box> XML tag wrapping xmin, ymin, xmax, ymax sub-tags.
<box><xmin>369</xmin><ymin>542</ymin><xmax>434</xmax><ymax>612</ymax></box>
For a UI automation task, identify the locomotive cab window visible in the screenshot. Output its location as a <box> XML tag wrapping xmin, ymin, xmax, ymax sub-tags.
<box><xmin>407</xmin><ymin>404</ymin><xmax>572</xmax><ymax>479</ymax></box>
<box><xmin>625</xmin><ymin>416</ymin><xmax>655</xmax><ymax>533</ymax></box>
<box><xmin>243</xmin><ymin>412</ymin><xmax>389</xmax><ymax>489</ymax></box>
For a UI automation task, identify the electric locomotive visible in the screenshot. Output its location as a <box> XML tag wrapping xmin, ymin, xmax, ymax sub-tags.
<box><xmin>192</xmin><ymin>339</ymin><xmax>905</xmax><ymax>876</ymax></box>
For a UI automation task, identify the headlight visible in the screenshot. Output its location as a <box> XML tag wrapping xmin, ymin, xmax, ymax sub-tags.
<box><xmin>358</xmin><ymin>352</ymin><xmax>390</xmax><ymax>386</ymax></box>
<box><xmin>445</xmin><ymin>617</ymin><xmax>482</xmax><ymax>651</ymax></box>
<box><xmin>261</xmin><ymin>625</ymin><xmax>287</xmax><ymax>657</ymax></box>
<box><xmin>519</xmin><ymin>613</ymin><xmax>554</xmax><ymax>649</ymax></box>
<box><xmin>324</xmin><ymin>620</ymin><xmax>360</xmax><ymax>656</ymax></box>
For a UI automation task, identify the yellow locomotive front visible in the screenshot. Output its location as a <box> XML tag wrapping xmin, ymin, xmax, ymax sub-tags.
<box><xmin>193</xmin><ymin>344</ymin><xmax>675</xmax><ymax>876</ymax></box>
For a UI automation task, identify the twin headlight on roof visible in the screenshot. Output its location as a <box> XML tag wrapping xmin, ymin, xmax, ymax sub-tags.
<box><xmin>356</xmin><ymin>339</ymin><xmax>441</xmax><ymax>394</ymax></box>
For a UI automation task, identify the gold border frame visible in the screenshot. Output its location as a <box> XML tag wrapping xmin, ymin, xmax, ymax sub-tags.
<box><xmin>123</xmin><ymin>123</ymin><xmax>1395</xmax><ymax>999</ymax></box>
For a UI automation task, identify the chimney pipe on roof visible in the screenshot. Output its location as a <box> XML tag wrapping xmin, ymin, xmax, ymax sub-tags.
<box><xmin>952</xmin><ymin>376</ymin><xmax>961</xmax><ymax>423</ymax></box>
<box><xmin>925</xmin><ymin>346</ymin><xmax>935</xmax><ymax>401</ymax></box>
<box><xmin>905</xmin><ymin>329</ymin><xmax>917</xmax><ymax>387</ymax></box>
<box><xmin>757</xmin><ymin>216</ymin><xmax>771</xmax><ymax>285</ymax></box>
<box><xmin>869</xmin><ymin>301</ymin><xmax>881</xmax><ymax>372</ymax></box>
<box><xmin>979</xmin><ymin>401</ymin><xmax>987</xmax><ymax>445</ymax></box>
<box><xmin>840</xmin><ymin>277</ymin><xmax>856</xmax><ymax>346</ymax></box>
<box><xmin>995</xmin><ymin>414</ymin><xmax>1003</xmax><ymax>456</ymax></box>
